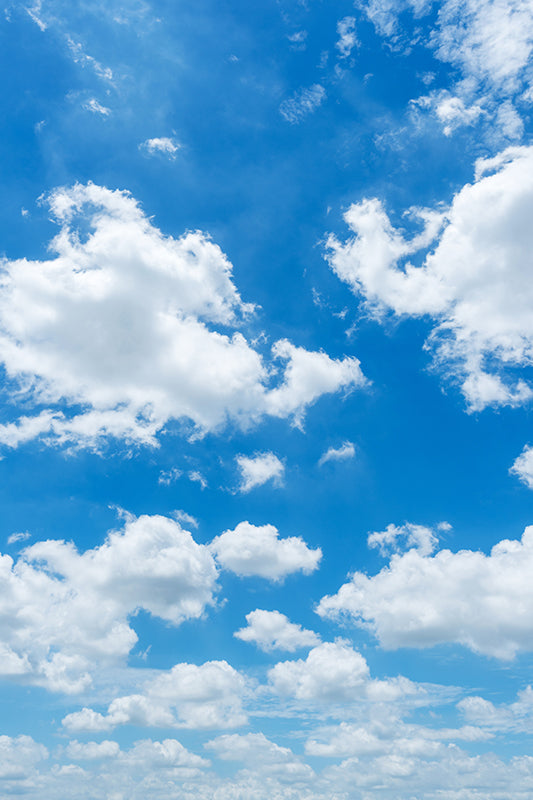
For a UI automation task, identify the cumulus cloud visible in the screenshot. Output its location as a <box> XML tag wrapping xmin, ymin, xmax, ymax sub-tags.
<box><xmin>318</xmin><ymin>523</ymin><xmax>533</xmax><ymax>659</ymax></box>
<box><xmin>413</xmin><ymin>91</ymin><xmax>484</xmax><ymax>136</ymax></box>
<box><xmin>327</xmin><ymin>146</ymin><xmax>533</xmax><ymax>411</ymax></box>
<box><xmin>0</xmin><ymin>183</ymin><xmax>367</xmax><ymax>450</ymax></box>
<box><xmin>65</xmin><ymin>740</ymin><xmax>119</xmax><ymax>760</ymax></box>
<box><xmin>280</xmin><ymin>84</ymin><xmax>326</xmax><ymax>124</ymax></box>
<box><xmin>234</xmin><ymin>609</ymin><xmax>320</xmax><ymax>651</ymax></box>
<box><xmin>510</xmin><ymin>444</ymin><xmax>533</xmax><ymax>488</ymax></box>
<box><xmin>62</xmin><ymin>660</ymin><xmax>248</xmax><ymax>732</ymax></box>
<box><xmin>0</xmin><ymin>513</ymin><xmax>217</xmax><ymax>692</ymax></box>
<box><xmin>0</xmin><ymin>735</ymin><xmax>48</xmax><ymax>781</ymax></box>
<box><xmin>367</xmin><ymin>521</ymin><xmax>445</xmax><ymax>557</ymax></box>
<box><xmin>140</xmin><ymin>137</ymin><xmax>181</xmax><ymax>158</ymax></box>
<box><xmin>205</xmin><ymin>732</ymin><xmax>314</xmax><ymax>781</ymax></box>
<box><xmin>210</xmin><ymin>521</ymin><xmax>321</xmax><ymax>581</ymax></box>
<box><xmin>318</xmin><ymin>440</ymin><xmax>355</xmax><ymax>466</ymax></box>
<box><xmin>235</xmin><ymin>452</ymin><xmax>284</xmax><ymax>492</ymax></box>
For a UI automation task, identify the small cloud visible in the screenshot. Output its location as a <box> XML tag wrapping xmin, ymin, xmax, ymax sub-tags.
<box><xmin>158</xmin><ymin>467</ymin><xmax>182</xmax><ymax>486</ymax></box>
<box><xmin>173</xmin><ymin>509</ymin><xmax>199</xmax><ymax>529</ymax></box>
<box><xmin>280</xmin><ymin>84</ymin><xmax>326</xmax><ymax>124</ymax></box>
<box><xmin>235</xmin><ymin>609</ymin><xmax>320</xmax><ymax>651</ymax></box>
<box><xmin>21</xmin><ymin>208</ymin><xmax>29</xmax><ymax>217</ymax></box>
<box><xmin>7</xmin><ymin>531</ymin><xmax>31</xmax><ymax>545</ymax></box>
<box><xmin>83</xmin><ymin>98</ymin><xmax>111</xmax><ymax>116</ymax></box>
<box><xmin>140</xmin><ymin>137</ymin><xmax>181</xmax><ymax>159</ymax></box>
<box><xmin>288</xmin><ymin>30</ymin><xmax>307</xmax><ymax>50</ymax></box>
<box><xmin>188</xmin><ymin>470</ymin><xmax>207</xmax><ymax>489</ymax></box>
<box><xmin>236</xmin><ymin>452</ymin><xmax>284</xmax><ymax>493</ymax></box>
<box><xmin>318</xmin><ymin>441</ymin><xmax>355</xmax><ymax>466</ymax></box>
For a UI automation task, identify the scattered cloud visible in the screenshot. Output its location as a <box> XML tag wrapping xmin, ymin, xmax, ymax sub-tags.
<box><xmin>205</xmin><ymin>732</ymin><xmax>314</xmax><ymax>781</ymax></box>
<box><xmin>318</xmin><ymin>523</ymin><xmax>533</xmax><ymax>659</ymax></box>
<box><xmin>210</xmin><ymin>521</ymin><xmax>321</xmax><ymax>581</ymax></box>
<box><xmin>0</xmin><ymin>183</ymin><xmax>367</xmax><ymax>451</ymax></box>
<box><xmin>158</xmin><ymin>467</ymin><xmax>182</xmax><ymax>485</ymax></box>
<box><xmin>280</xmin><ymin>84</ymin><xmax>326</xmax><ymax>124</ymax></box>
<box><xmin>510</xmin><ymin>444</ymin><xmax>533</xmax><ymax>489</ymax></box>
<box><xmin>367</xmin><ymin>521</ymin><xmax>443</xmax><ymax>557</ymax></box>
<box><xmin>82</xmin><ymin>98</ymin><xmax>111</xmax><ymax>116</ymax></box>
<box><xmin>140</xmin><ymin>137</ymin><xmax>181</xmax><ymax>159</ymax></box>
<box><xmin>234</xmin><ymin>609</ymin><xmax>320</xmax><ymax>652</ymax></box>
<box><xmin>235</xmin><ymin>452</ymin><xmax>284</xmax><ymax>492</ymax></box>
<box><xmin>327</xmin><ymin>146</ymin><xmax>533</xmax><ymax>411</ymax></box>
<box><xmin>7</xmin><ymin>531</ymin><xmax>31</xmax><ymax>545</ymax></box>
<box><xmin>318</xmin><ymin>440</ymin><xmax>355</xmax><ymax>466</ymax></box>
<box><xmin>336</xmin><ymin>17</ymin><xmax>357</xmax><ymax>58</ymax></box>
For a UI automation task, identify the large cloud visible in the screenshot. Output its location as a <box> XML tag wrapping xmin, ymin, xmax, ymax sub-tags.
<box><xmin>318</xmin><ymin>523</ymin><xmax>533</xmax><ymax>659</ymax></box>
<box><xmin>0</xmin><ymin>513</ymin><xmax>218</xmax><ymax>692</ymax></box>
<box><xmin>0</xmin><ymin>183</ymin><xmax>366</xmax><ymax>450</ymax></box>
<box><xmin>327</xmin><ymin>146</ymin><xmax>533</xmax><ymax>411</ymax></box>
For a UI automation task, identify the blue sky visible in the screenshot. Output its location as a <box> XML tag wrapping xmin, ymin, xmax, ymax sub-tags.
<box><xmin>1</xmin><ymin>0</ymin><xmax>533</xmax><ymax>797</ymax></box>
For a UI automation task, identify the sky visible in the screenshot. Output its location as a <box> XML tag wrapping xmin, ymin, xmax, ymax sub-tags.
<box><xmin>1</xmin><ymin>0</ymin><xmax>533</xmax><ymax>797</ymax></box>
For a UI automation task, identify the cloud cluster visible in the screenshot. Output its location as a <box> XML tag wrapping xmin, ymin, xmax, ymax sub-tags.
<box><xmin>63</xmin><ymin>660</ymin><xmax>248</xmax><ymax>731</ymax></box>
<box><xmin>318</xmin><ymin>523</ymin><xmax>533</xmax><ymax>659</ymax></box>
<box><xmin>0</xmin><ymin>183</ymin><xmax>367</xmax><ymax>450</ymax></box>
<box><xmin>327</xmin><ymin>145</ymin><xmax>533</xmax><ymax>411</ymax></box>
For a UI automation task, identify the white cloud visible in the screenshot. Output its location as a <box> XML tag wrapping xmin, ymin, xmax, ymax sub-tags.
<box><xmin>327</xmin><ymin>146</ymin><xmax>533</xmax><ymax>411</ymax></box>
<box><xmin>318</xmin><ymin>440</ymin><xmax>355</xmax><ymax>466</ymax></box>
<box><xmin>121</xmin><ymin>737</ymin><xmax>209</xmax><ymax>770</ymax></box>
<box><xmin>65</xmin><ymin>740</ymin><xmax>119</xmax><ymax>760</ymax></box>
<box><xmin>210</xmin><ymin>521</ymin><xmax>321</xmax><ymax>581</ymax></box>
<box><xmin>413</xmin><ymin>91</ymin><xmax>484</xmax><ymax>136</ymax></box>
<box><xmin>63</xmin><ymin>660</ymin><xmax>248</xmax><ymax>732</ymax></box>
<box><xmin>0</xmin><ymin>513</ymin><xmax>218</xmax><ymax>693</ymax></box>
<box><xmin>0</xmin><ymin>734</ymin><xmax>48</xmax><ymax>782</ymax></box>
<box><xmin>83</xmin><ymin>98</ymin><xmax>111</xmax><ymax>116</ymax></box>
<box><xmin>280</xmin><ymin>84</ymin><xmax>326</xmax><ymax>124</ymax></box>
<box><xmin>268</xmin><ymin>640</ymin><xmax>370</xmax><ymax>702</ymax></box>
<box><xmin>235</xmin><ymin>452</ymin><xmax>284</xmax><ymax>492</ymax></box>
<box><xmin>140</xmin><ymin>137</ymin><xmax>181</xmax><ymax>158</ymax></box>
<box><xmin>7</xmin><ymin>531</ymin><xmax>31</xmax><ymax>545</ymax></box>
<box><xmin>0</xmin><ymin>183</ymin><xmax>367</xmax><ymax>450</ymax></box>
<box><xmin>510</xmin><ymin>444</ymin><xmax>533</xmax><ymax>488</ymax></box>
<box><xmin>234</xmin><ymin>609</ymin><xmax>320</xmax><ymax>651</ymax></box>
<box><xmin>458</xmin><ymin>685</ymin><xmax>533</xmax><ymax>733</ymax></box>
<box><xmin>318</xmin><ymin>523</ymin><xmax>533</xmax><ymax>659</ymax></box>
<box><xmin>205</xmin><ymin>732</ymin><xmax>314</xmax><ymax>781</ymax></box>
<box><xmin>158</xmin><ymin>467</ymin><xmax>182</xmax><ymax>485</ymax></box>
<box><xmin>336</xmin><ymin>17</ymin><xmax>357</xmax><ymax>57</ymax></box>
<box><xmin>367</xmin><ymin>522</ymin><xmax>442</xmax><ymax>557</ymax></box>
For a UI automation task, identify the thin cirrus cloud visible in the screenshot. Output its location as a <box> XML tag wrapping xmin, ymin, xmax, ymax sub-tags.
<box><xmin>279</xmin><ymin>84</ymin><xmax>326</xmax><ymax>124</ymax></box>
<box><xmin>327</xmin><ymin>145</ymin><xmax>533</xmax><ymax>412</ymax></box>
<box><xmin>0</xmin><ymin>183</ymin><xmax>367</xmax><ymax>451</ymax></box>
<box><xmin>318</xmin><ymin>522</ymin><xmax>533</xmax><ymax>659</ymax></box>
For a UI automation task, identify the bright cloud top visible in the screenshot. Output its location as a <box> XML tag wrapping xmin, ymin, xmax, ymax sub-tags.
<box><xmin>210</xmin><ymin>521</ymin><xmax>322</xmax><ymax>581</ymax></box>
<box><xmin>235</xmin><ymin>451</ymin><xmax>284</xmax><ymax>492</ymax></box>
<box><xmin>0</xmin><ymin>183</ymin><xmax>367</xmax><ymax>450</ymax></box>
<box><xmin>327</xmin><ymin>146</ymin><xmax>533</xmax><ymax>411</ymax></box>
<box><xmin>318</xmin><ymin>523</ymin><xmax>533</xmax><ymax>659</ymax></box>
<box><xmin>234</xmin><ymin>609</ymin><xmax>321</xmax><ymax>652</ymax></box>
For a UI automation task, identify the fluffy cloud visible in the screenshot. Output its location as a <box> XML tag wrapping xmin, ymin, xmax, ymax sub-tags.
<box><xmin>318</xmin><ymin>523</ymin><xmax>533</xmax><ymax>659</ymax></box>
<box><xmin>0</xmin><ymin>183</ymin><xmax>367</xmax><ymax>450</ymax></box>
<box><xmin>235</xmin><ymin>452</ymin><xmax>284</xmax><ymax>492</ymax></box>
<box><xmin>327</xmin><ymin>146</ymin><xmax>533</xmax><ymax>410</ymax></box>
<box><xmin>0</xmin><ymin>513</ymin><xmax>217</xmax><ymax>693</ymax></box>
<box><xmin>65</xmin><ymin>740</ymin><xmax>119</xmax><ymax>760</ymax></box>
<box><xmin>205</xmin><ymin>732</ymin><xmax>314</xmax><ymax>782</ymax></box>
<box><xmin>367</xmin><ymin>521</ymin><xmax>447</xmax><ymax>557</ymax></box>
<box><xmin>234</xmin><ymin>609</ymin><xmax>320</xmax><ymax>652</ymax></box>
<box><xmin>0</xmin><ymin>735</ymin><xmax>48</xmax><ymax>781</ymax></box>
<box><xmin>62</xmin><ymin>660</ymin><xmax>248</xmax><ymax>731</ymax></box>
<box><xmin>140</xmin><ymin>137</ymin><xmax>181</xmax><ymax>158</ymax></box>
<box><xmin>210</xmin><ymin>521</ymin><xmax>321</xmax><ymax>581</ymax></box>
<box><xmin>318</xmin><ymin>440</ymin><xmax>355</xmax><ymax>466</ymax></box>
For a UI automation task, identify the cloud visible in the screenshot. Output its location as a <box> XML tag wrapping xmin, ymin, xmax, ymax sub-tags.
<box><xmin>62</xmin><ymin>660</ymin><xmax>248</xmax><ymax>732</ymax></box>
<box><xmin>458</xmin><ymin>685</ymin><xmax>533</xmax><ymax>733</ymax></box>
<box><xmin>234</xmin><ymin>609</ymin><xmax>320</xmax><ymax>652</ymax></box>
<box><xmin>510</xmin><ymin>444</ymin><xmax>533</xmax><ymax>488</ymax></box>
<box><xmin>235</xmin><ymin>452</ymin><xmax>284</xmax><ymax>492</ymax></box>
<box><xmin>318</xmin><ymin>441</ymin><xmax>355</xmax><ymax>466</ymax></box>
<box><xmin>318</xmin><ymin>523</ymin><xmax>533</xmax><ymax>659</ymax></box>
<box><xmin>0</xmin><ymin>735</ymin><xmax>48</xmax><ymax>782</ymax></box>
<box><xmin>140</xmin><ymin>137</ymin><xmax>181</xmax><ymax>158</ymax></box>
<box><xmin>82</xmin><ymin>98</ymin><xmax>111</xmax><ymax>116</ymax></box>
<box><xmin>0</xmin><ymin>183</ymin><xmax>367</xmax><ymax>450</ymax></box>
<box><xmin>280</xmin><ymin>84</ymin><xmax>326</xmax><ymax>124</ymax></box>
<box><xmin>336</xmin><ymin>17</ymin><xmax>357</xmax><ymax>57</ymax></box>
<box><xmin>0</xmin><ymin>513</ymin><xmax>218</xmax><ymax>693</ymax></box>
<box><xmin>7</xmin><ymin>531</ymin><xmax>31</xmax><ymax>545</ymax></box>
<box><xmin>367</xmin><ymin>522</ymin><xmax>444</xmax><ymax>557</ymax></box>
<box><xmin>413</xmin><ymin>91</ymin><xmax>484</xmax><ymax>136</ymax></box>
<box><xmin>327</xmin><ymin>146</ymin><xmax>533</xmax><ymax>411</ymax></box>
<box><xmin>65</xmin><ymin>740</ymin><xmax>120</xmax><ymax>760</ymax></box>
<box><xmin>210</xmin><ymin>521</ymin><xmax>321</xmax><ymax>581</ymax></box>
<box><xmin>205</xmin><ymin>733</ymin><xmax>314</xmax><ymax>781</ymax></box>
